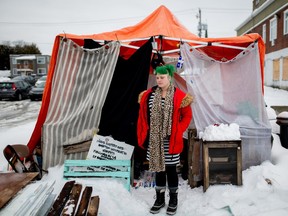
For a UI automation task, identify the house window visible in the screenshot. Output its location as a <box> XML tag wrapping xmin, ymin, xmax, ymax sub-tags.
<box><xmin>284</xmin><ymin>10</ymin><xmax>288</xmax><ymax>35</ymax></box>
<box><xmin>12</xmin><ymin>58</ymin><xmax>17</xmax><ymax>64</ymax></box>
<box><xmin>37</xmin><ymin>57</ymin><xmax>45</xmax><ymax>64</ymax></box>
<box><xmin>38</xmin><ymin>68</ymin><xmax>46</xmax><ymax>75</ymax></box>
<box><xmin>262</xmin><ymin>24</ymin><xmax>266</xmax><ymax>43</ymax></box>
<box><xmin>283</xmin><ymin>57</ymin><xmax>288</xmax><ymax>81</ymax></box>
<box><xmin>270</xmin><ymin>17</ymin><xmax>277</xmax><ymax>46</ymax></box>
<box><xmin>273</xmin><ymin>59</ymin><xmax>280</xmax><ymax>81</ymax></box>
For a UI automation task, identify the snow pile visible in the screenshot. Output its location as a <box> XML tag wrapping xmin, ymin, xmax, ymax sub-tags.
<box><xmin>277</xmin><ymin>111</ymin><xmax>288</xmax><ymax>119</ymax></box>
<box><xmin>0</xmin><ymin>70</ymin><xmax>10</xmax><ymax>76</ymax></box>
<box><xmin>199</xmin><ymin>123</ymin><xmax>241</xmax><ymax>141</ymax></box>
<box><xmin>266</xmin><ymin>106</ymin><xmax>277</xmax><ymax>120</ymax></box>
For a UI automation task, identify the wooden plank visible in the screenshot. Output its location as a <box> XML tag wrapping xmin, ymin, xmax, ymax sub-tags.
<box><xmin>237</xmin><ymin>144</ymin><xmax>243</xmax><ymax>186</ymax></box>
<box><xmin>47</xmin><ymin>180</ymin><xmax>75</xmax><ymax>216</ymax></box>
<box><xmin>191</xmin><ymin>138</ymin><xmax>202</xmax><ymax>186</ymax></box>
<box><xmin>62</xmin><ymin>183</ymin><xmax>82</xmax><ymax>216</ymax></box>
<box><xmin>283</xmin><ymin>57</ymin><xmax>288</xmax><ymax>80</ymax></box>
<box><xmin>188</xmin><ymin>129</ymin><xmax>203</xmax><ymax>188</ymax></box>
<box><xmin>87</xmin><ymin>196</ymin><xmax>100</xmax><ymax>216</ymax></box>
<box><xmin>65</xmin><ymin>159</ymin><xmax>131</xmax><ymax>167</ymax></box>
<box><xmin>203</xmin><ymin>142</ymin><xmax>209</xmax><ymax>192</ymax></box>
<box><xmin>0</xmin><ymin>172</ymin><xmax>38</xmax><ymax>209</ymax></box>
<box><xmin>273</xmin><ymin>58</ymin><xmax>280</xmax><ymax>81</ymax></box>
<box><xmin>187</xmin><ymin>129</ymin><xmax>194</xmax><ymax>187</ymax></box>
<box><xmin>75</xmin><ymin>186</ymin><xmax>93</xmax><ymax>216</ymax></box>
<box><xmin>63</xmin><ymin>140</ymin><xmax>91</xmax><ymax>154</ymax></box>
<box><xmin>64</xmin><ymin>171</ymin><xmax>130</xmax><ymax>178</ymax></box>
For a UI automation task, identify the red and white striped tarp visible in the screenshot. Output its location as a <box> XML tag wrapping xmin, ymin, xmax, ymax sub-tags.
<box><xmin>42</xmin><ymin>39</ymin><xmax>120</xmax><ymax>169</ymax></box>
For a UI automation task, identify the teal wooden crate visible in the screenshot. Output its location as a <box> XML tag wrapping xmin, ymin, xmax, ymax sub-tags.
<box><xmin>64</xmin><ymin>159</ymin><xmax>131</xmax><ymax>191</ymax></box>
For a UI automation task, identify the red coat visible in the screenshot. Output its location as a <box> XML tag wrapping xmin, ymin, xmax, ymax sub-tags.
<box><xmin>137</xmin><ymin>87</ymin><xmax>193</xmax><ymax>154</ymax></box>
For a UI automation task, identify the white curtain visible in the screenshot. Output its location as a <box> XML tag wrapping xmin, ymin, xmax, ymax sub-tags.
<box><xmin>42</xmin><ymin>39</ymin><xmax>120</xmax><ymax>169</ymax></box>
<box><xmin>180</xmin><ymin>42</ymin><xmax>271</xmax><ymax>170</ymax></box>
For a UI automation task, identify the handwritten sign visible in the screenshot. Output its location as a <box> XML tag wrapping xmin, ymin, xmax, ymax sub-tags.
<box><xmin>68</xmin><ymin>135</ymin><xmax>135</xmax><ymax>172</ymax></box>
<box><xmin>87</xmin><ymin>134</ymin><xmax>134</xmax><ymax>160</ymax></box>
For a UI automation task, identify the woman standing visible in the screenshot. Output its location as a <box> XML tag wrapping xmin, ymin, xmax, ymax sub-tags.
<box><xmin>137</xmin><ymin>64</ymin><xmax>193</xmax><ymax>215</ymax></box>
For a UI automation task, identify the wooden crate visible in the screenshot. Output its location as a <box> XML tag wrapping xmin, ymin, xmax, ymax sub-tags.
<box><xmin>202</xmin><ymin>140</ymin><xmax>242</xmax><ymax>192</ymax></box>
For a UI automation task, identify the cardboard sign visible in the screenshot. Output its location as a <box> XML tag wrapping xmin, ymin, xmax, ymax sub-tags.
<box><xmin>87</xmin><ymin>134</ymin><xmax>134</xmax><ymax>160</ymax></box>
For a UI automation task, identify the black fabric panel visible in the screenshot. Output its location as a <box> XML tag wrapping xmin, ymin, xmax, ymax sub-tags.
<box><xmin>83</xmin><ymin>39</ymin><xmax>102</xmax><ymax>49</ymax></box>
<box><xmin>98</xmin><ymin>38</ymin><xmax>152</xmax><ymax>148</ymax></box>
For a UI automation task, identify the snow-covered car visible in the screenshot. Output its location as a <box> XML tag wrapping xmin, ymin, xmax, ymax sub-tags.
<box><xmin>29</xmin><ymin>81</ymin><xmax>46</xmax><ymax>101</ymax></box>
<box><xmin>35</xmin><ymin>75</ymin><xmax>47</xmax><ymax>87</ymax></box>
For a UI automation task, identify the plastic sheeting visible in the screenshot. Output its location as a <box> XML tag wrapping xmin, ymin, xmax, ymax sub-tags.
<box><xmin>180</xmin><ymin>42</ymin><xmax>271</xmax><ymax>170</ymax></box>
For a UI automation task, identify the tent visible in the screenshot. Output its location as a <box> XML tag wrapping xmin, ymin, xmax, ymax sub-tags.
<box><xmin>27</xmin><ymin>5</ymin><xmax>270</xmax><ymax>171</ymax></box>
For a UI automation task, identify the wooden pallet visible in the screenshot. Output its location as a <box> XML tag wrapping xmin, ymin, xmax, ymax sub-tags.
<box><xmin>63</xmin><ymin>159</ymin><xmax>132</xmax><ymax>191</ymax></box>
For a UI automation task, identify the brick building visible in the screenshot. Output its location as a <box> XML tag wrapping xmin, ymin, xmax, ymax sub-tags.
<box><xmin>236</xmin><ymin>0</ymin><xmax>288</xmax><ymax>90</ymax></box>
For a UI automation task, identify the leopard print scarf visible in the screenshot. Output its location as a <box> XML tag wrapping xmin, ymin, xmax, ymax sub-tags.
<box><xmin>149</xmin><ymin>84</ymin><xmax>174</xmax><ymax>172</ymax></box>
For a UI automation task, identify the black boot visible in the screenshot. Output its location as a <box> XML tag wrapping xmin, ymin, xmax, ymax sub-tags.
<box><xmin>150</xmin><ymin>188</ymin><xmax>166</xmax><ymax>214</ymax></box>
<box><xmin>166</xmin><ymin>188</ymin><xmax>178</xmax><ymax>215</ymax></box>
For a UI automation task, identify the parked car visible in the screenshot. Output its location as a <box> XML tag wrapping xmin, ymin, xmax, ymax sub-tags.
<box><xmin>0</xmin><ymin>80</ymin><xmax>32</xmax><ymax>101</ymax></box>
<box><xmin>12</xmin><ymin>75</ymin><xmax>36</xmax><ymax>86</ymax></box>
<box><xmin>35</xmin><ymin>75</ymin><xmax>47</xmax><ymax>87</ymax></box>
<box><xmin>29</xmin><ymin>81</ymin><xmax>46</xmax><ymax>101</ymax></box>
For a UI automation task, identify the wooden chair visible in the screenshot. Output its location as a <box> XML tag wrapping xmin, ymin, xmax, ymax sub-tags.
<box><xmin>3</xmin><ymin>144</ymin><xmax>43</xmax><ymax>180</ymax></box>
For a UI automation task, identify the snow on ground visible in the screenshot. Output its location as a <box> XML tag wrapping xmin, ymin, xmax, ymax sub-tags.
<box><xmin>1</xmin><ymin>69</ymin><xmax>288</xmax><ymax>216</ymax></box>
<box><xmin>0</xmin><ymin>70</ymin><xmax>11</xmax><ymax>80</ymax></box>
<box><xmin>264</xmin><ymin>86</ymin><xmax>288</xmax><ymax>107</ymax></box>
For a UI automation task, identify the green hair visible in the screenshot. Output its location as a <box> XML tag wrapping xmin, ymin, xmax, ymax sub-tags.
<box><xmin>155</xmin><ymin>64</ymin><xmax>175</xmax><ymax>77</ymax></box>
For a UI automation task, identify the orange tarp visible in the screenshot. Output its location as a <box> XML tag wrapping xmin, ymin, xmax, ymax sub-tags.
<box><xmin>59</xmin><ymin>5</ymin><xmax>199</xmax><ymax>59</ymax></box>
<box><xmin>57</xmin><ymin>6</ymin><xmax>264</xmax><ymax>64</ymax></box>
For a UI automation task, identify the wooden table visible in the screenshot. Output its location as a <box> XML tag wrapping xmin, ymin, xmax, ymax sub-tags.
<box><xmin>0</xmin><ymin>172</ymin><xmax>38</xmax><ymax>209</ymax></box>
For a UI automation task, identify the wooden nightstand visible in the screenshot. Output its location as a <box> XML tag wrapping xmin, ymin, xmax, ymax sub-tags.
<box><xmin>202</xmin><ymin>140</ymin><xmax>242</xmax><ymax>192</ymax></box>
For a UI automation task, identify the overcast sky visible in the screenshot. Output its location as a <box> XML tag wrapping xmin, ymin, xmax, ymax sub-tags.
<box><xmin>0</xmin><ymin>0</ymin><xmax>252</xmax><ymax>55</ymax></box>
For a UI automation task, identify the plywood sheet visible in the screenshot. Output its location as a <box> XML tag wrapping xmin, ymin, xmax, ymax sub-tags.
<box><xmin>0</xmin><ymin>172</ymin><xmax>38</xmax><ymax>209</ymax></box>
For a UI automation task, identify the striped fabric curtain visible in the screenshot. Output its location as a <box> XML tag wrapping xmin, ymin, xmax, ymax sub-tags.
<box><xmin>42</xmin><ymin>39</ymin><xmax>120</xmax><ymax>169</ymax></box>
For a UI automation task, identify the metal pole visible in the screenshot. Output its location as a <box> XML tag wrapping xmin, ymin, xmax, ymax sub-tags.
<box><xmin>198</xmin><ymin>8</ymin><xmax>202</xmax><ymax>37</ymax></box>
